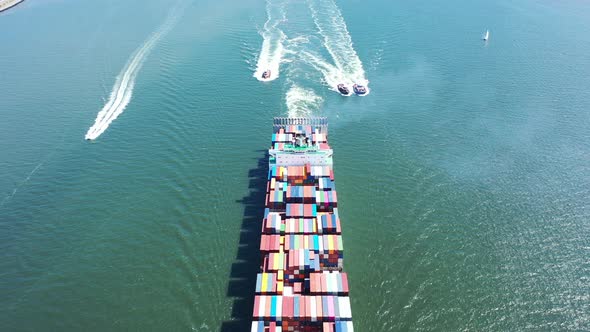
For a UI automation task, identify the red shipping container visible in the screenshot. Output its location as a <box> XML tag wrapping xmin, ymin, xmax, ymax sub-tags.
<box><xmin>310</xmin><ymin>273</ymin><xmax>317</xmax><ymax>293</ymax></box>
<box><xmin>341</xmin><ymin>273</ymin><xmax>349</xmax><ymax>293</ymax></box>
<box><xmin>315</xmin><ymin>296</ymin><xmax>323</xmax><ymax>320</ymax></box>
<box><xmin>253</xmin><ymin>295</ymin><xmax>260</xmax><ymax>317</ymax></box>
<box><xmin>260</xmin><ymin>235</ymin><xmax>268</xmax><ymax>251</ymax></box>
<box><xmin>285</xmin><ymin>296</ymin><xmax>294</xmax><ymax>319</ymax></box>
<box><xmin>299</xmin><ymin>296</ymin><xmax>307</xmax><ymax>320</ymax></box>
<box><xmin>265</xmin><ymin>295</ymin><xmax>272</xmax><ymax>319</ymax></box>
<box><xmin>315</xmin><ymin>274</ymin><xmax>321</xmax><ymax>293</ymax></box>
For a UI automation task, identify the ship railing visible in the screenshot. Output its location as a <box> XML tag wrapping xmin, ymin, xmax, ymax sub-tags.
<box><xmin>273</xmin><ymin>117</ymin><xmax>328</xmax><ymax>133</ymax></box>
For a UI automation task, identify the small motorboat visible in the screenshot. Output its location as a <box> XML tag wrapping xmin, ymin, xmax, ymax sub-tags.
<box><xmin>353</xmin><ymin>84</ymin><xmax>367</xmax><ymax>95</ymax></box>
<box><xmin>261</xmin><ymin>70</ymin><xmax>271</xmax><ymax>79</ymax></box>
<box><xmin>482</xmin><ymin>29</ymin><xmax>490</xmax><ymax>41</ymax></box>
<box><xmin>337</xmin><ymin>84</ymin><xmax>350</xmax><ymax>95</ymax></box>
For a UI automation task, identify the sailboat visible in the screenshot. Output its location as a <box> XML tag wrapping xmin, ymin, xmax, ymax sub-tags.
<box><xmin>483</xmin><ymin>29</ymin><xmax>490</xmax><ymax>41</ymax></box>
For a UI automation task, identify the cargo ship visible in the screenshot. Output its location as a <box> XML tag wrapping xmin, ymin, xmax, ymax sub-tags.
<box><xmin>251</xmin><ymin>117</ymin><xmax>354</xmax><ymax>332</ymax></box>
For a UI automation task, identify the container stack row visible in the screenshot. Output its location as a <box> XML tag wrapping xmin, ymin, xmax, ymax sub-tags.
<box><xmin>252</xmin><ymin>295</ymin><xmax>352</xmax><ymax>320</ymax></box>
<box><xmin>271</xmin><ymin>125</ymin><xmax>332</xmax><ymax>152</ymax></box>
<box><xmin>251</xmin><ymin>321</ymin><xmax>353</xmax><ymax>332</ymax></box>
<box><xmin>251</xmin><ymin>119</ymin><xmax>353</xmax><ymax>331</ymax></box>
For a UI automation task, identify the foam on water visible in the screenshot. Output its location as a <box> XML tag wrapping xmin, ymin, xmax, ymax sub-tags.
<box><xmin>253</xmin><ymin>0</ymin><xmax>288</xmax><ymax>82</ymax></box>
<box><xmin>299</xmin><ymin>49</ymin><xmax>352</xmax><ymax>95</ymax></box>
<box><xmin>84</xmin><ymin>4</ymin><xmax>183</xmax><ymax>140</ymax></box>
<box><xmin>285</xmin><ymin>84</ymin><xmax>323</xmax><ymax>117</ymax></box>
<box><xmin>308</xmin><ymin>0</ymin><xmax>369</xmax><ymax>94</ymax></box>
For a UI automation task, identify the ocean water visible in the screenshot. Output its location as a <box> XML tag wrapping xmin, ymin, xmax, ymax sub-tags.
<box><xmin>1</xmin><ymin>0</ymin><xmax>590</xmax><ymax>330</ymax></box>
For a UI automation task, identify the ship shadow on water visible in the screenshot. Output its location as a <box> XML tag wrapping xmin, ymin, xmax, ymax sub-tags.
<box><xmin>221</xmin><ymin>151</ymin><xmax>268</xmax><ymax>332</ymax></box>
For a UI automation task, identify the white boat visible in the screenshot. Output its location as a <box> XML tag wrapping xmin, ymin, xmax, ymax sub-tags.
<box><xmin>483</xmin><ymin>29</ymin><xmax>490</xmax><ymax>41</ymax></box>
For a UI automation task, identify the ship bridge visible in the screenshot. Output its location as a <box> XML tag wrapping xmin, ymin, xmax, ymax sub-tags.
<box><xmin>270</xmin><ymin>117</ymin><xmax>333</xmax><ymax>167</ymax></box>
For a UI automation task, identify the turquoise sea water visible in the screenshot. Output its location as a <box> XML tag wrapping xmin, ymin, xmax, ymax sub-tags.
<box><xmin>1</xmin><ymin>0</ymin><xmax>590</xmax><ymax>330</ymax></box>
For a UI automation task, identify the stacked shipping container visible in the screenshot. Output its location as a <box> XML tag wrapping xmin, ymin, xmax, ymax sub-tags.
<box><xmin>252</xmin><ymin>118</ymin><xmax>353</xmax><ymax>332</ymax></box>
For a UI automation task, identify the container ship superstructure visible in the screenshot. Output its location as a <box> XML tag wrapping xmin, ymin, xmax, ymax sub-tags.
<box><xmin>251</xmin><ymin>117</ymin><xmax>354</xmax><ymax>332</ymax></box>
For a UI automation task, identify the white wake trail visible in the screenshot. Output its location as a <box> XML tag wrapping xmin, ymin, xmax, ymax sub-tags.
<box><xmin>85</xmin><ymin>6</ymin><xmax>182</xmax><ymax>140</ymax></box>
<box><xmin>286</xmin><ymin>84</ymin><xmax>323</xmax><ymax>118</ymax></box>
<box><xmin>0</xmin><ymin>162</ymin><xmax>44</xmax><ymax>209</ymax></box>
<box><xmin>299</xmin><ymin>49</ymin><xmax>351</xmax><ymax>93</ymax></box>
<box><xmin>253</xmin><ymin>0</ymin><xmax>287</xmax><ymax>82</ymax></box>
<box><xmin>308</xmin><ymin>0</ymin><xmax>369</xmax><ymax>94</ymax></box>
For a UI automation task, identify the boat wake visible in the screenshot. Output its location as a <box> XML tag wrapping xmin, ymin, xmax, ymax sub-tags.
<box><xmin>253</xmin><ymin>0</ymin><xmax>288</xmax><ymax>82</ymax></box>
<box><xmin>307</xmin><ymin>0</ymin><xmax>369</xmax><ymax>95</ymax></box>
<box><xmin>252</xmin><ymin>0</ymin><xmax>367</xmax><ymax>118</ymax></box>
<box><xmin>286</xmin><ymin>84</ymin><xmax>323</xmax><ymax>118</ymax></box>
<box><xmin>84</xmin><ymin>4</ymin><xmax>183</xmax><ymax>140</ymax></box>
<box><xmin>299</xmin><ymin>49</ymin><xmax>351</xmax><ymax>95</ymax></box>
<box><xmin>0</xmin><ymin>161</ymin><xmax>44</xmax><ymax>209</ymax></box>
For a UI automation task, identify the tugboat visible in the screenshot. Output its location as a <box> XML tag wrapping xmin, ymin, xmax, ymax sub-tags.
<box><xmin>261</xmin><ymin>70</ymin><xmax>271</xmax><ymax>79</ymax></box>
<box><xmin>353</xmin><ymin>84</ymin><xmax>367</xmax><ymax>95</ymax></box>
<box><xmin>337</xmin><ymin>84</ymin><xmax>350</xmax><ymax>95</ymax></box>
